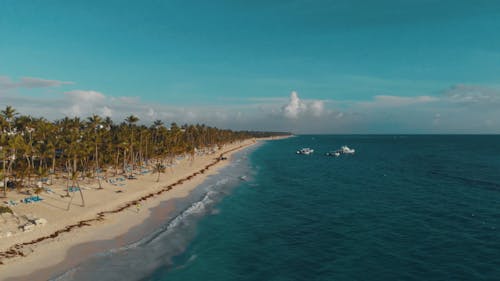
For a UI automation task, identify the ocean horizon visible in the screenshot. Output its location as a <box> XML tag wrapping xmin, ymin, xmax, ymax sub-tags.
<box><xmin>53</xmin><ymin>135</ymin><xmax>500</xmax><ymax>280</ymax></box>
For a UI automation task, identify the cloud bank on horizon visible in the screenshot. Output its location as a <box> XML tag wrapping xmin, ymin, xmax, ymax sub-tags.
<box><xmin>1</xmin><ymin>75</ymin><xmax>499</xmax><ymax>134</ymax></box>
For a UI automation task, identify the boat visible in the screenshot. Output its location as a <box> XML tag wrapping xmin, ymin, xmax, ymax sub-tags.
<box><xmin>325</xmin><ymin>151</ymin><xmax>341</xmax><ymax>157</ymax></box>
<box><xmin>326</xmin><ymin>145</ymin><xmax>355</xmax><ymax>157</ymax></box>
<box><xmin>340</xmin><ymin>145</ymin><xmax>355</xmax><ymax>154</ymax></box>
<box><xmin>296</xmin><ymin>148</ymin><xmax>314</xmax><ymax>155</ymax></box>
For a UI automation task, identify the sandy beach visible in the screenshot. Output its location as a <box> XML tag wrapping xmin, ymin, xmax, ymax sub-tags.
<box><xmin>0</xmin><ymin>137</ymin><xmax>279</xmax><ymax>280</ymax></box>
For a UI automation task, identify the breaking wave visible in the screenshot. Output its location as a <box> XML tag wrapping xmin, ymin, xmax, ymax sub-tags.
<box><xmin>50</xmin><ymin>147</ymin><xmax>256</xmax><ymax>281</ymax></box>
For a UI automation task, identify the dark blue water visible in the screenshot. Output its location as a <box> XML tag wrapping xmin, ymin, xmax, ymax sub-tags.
<box><xmin>145</xmin><ymin>135</ymin><xmax>500</xmax><ymax>281</ymax></box>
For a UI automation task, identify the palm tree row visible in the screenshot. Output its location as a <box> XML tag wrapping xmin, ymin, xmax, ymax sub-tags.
<box><xmin>0</xmin><ymin>105</ymin><xmax>288</xmax><ymax>198</ymax></box>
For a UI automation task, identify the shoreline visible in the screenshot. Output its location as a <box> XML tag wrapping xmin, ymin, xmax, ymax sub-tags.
<box><xmin>0</xmin><ymin>136</ymin><xmax>286</xmax><ymax>280</ymax></box>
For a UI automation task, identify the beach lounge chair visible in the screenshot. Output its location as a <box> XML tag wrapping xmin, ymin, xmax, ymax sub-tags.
<box><xmin>34</xmin><ymin>218</ymin><xmax>47</xmax><ymax>226</ymax></box>
<box><xmin>44</xmin><ymin>187</ymin><xmax>54</xmax><ymax>193</ymax></box>
<box><xmin>22</xmin><ymin>196</ymin><xmax>42</xmax><ymax>204</ymax></box>
<box><xmin>20</xmin><ymin>222</ymin><xmax>35</xmax><ymax>232</ymax></box>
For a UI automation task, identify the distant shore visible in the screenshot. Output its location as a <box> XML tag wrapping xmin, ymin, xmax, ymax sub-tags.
<box><xmin>0</xmin><ymin>136</ymin><xmax>289</xmax><ymax>280</ymax></box>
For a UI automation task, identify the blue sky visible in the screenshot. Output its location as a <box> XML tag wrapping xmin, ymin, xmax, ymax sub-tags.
<box><xmin>1</xmin><ymin>0</ymin><xmax>500</xmax><ymax>133</ymax></box>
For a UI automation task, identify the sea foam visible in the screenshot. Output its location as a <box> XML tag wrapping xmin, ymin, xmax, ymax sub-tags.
<box><xmin>50</xmin><ymin>147</ymin><xmax>255</xmax><ymax>281</ymax></box>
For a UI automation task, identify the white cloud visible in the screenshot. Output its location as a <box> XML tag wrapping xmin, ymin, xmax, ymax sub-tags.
<box><xmin>309</xmin><ymin>100</ymin><xmax>325</xmax><ymax>117</ymax></box>
<box><xmin>147</xmin><ymin>108</ymin><xmax>156</xmax><ymax>119</ymax></box>
<box><xmin>282</xmin><ymin>91</ymin><xmax>306</xmax><ymax>118</ymax></box>
<box><xmin>359</xmin><ymin>95</ymin><xmax>439</xmax><ymax>108</ymax></box>
<box><xmin>102</xmin><ymin>106</ymin><xmax>113</xmax><ymax>117</ymax></box>
<box><xmin>64</xmin><ymin>90</ymin><xmax>105</xmax><ymax>102</ymax></box>
<box><xmin>443</xmin><ymin>84</ymin><xmax>500</xmax><ymax>105</ymax></box>
<box><xmin>66</xmin><ymin>104</ymin><xmax>80</xmax><ymax>117</ymax></box>
<box><xmin>186</xmin><ymin>111</ymin><xmax>197</xmax><ymax>121</ymax></box>
<box><xmin>0</xmin><ymin>75</ymin><xmax>73</xmax><ymax>89</ymax></box>
<box><xmin>63</xmin><ymin>90</ymin><xmax>106</xmax><ymax>116</ymax></box>
<box><xmin>215</xmin><ymin>111</ymin><xmax>228</xmax><ymax>120</ymax></box>
<box><xmin>112</xmin><ymin>96</ymin><xmax>140</xmax><ymax>104</ymax></box>
<box><xmin>0</xmin><ymin>76</ymin><xmax>13</xmax><ymax>88</ymax></box>
<box><xmin>19</xmin><ymin>77</ymin><xmax>73</xmax><ymax>88</ymax></box>
<box><xmin>160</xmin><ymin>111</ymin><xmax>176</xmax><ymax>119</ymax></box>
<box><xmin>433</xmin><ymin>113</ymin><xmax>441</xmax><ymax>126</ymax></box>
<box><xmin>281</xmin><ymin>91</ymin><xmax>326</xmax><ymax>119</ymax></box>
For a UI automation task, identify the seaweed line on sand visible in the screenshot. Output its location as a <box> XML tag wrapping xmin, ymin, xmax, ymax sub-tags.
<box><xmin>0</xmin><ymin>144</ymin><xmax>247</xmax><ymax>265</ymax></box>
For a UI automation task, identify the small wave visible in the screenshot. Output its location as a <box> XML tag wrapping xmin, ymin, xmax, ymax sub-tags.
<box><xmin>187</xmin><ymin>254</ymin><xmax>198</xmax><ymax>263</ymax></box>
<box><xmin>139</xmin><ymin>191</ymin><xmax>217</xmax><ymax>246</ymax></box>
<box><xmin>172</xmin><ymin>254</ymin><xmax>198</xmax><ymax>271</ymax></box>
<box><xmin>50</xmin><ymin>267</ymin><xmax>79</xmax><ymax>281</ymax></box>
<box><xmin>214</xmin><ymin>178</ymin><xmax>229</xmax><ymax>187</ymax></box>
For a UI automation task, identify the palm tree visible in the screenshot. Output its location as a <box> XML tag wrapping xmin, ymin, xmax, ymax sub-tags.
<box><xmin>1</xmin><ymin>105</ymin><xmax>17</xmax><ymax>133</ymax></box>
<box><xmin>100</xmin><ymin>116</ymin><xmax>114</xmax><ymax>177</ymax></box>
<box><xmin>0</xmin><ymin>147</ymin><xmax>6</xmax><ymax>198</ymax></box>
<box><xmin>137</xmin><ymin>125</ymin><xmax>149</xmax><ymax>167</ymax></box>
<box><xmin>0</xmin><ymin>115</ymin><xmax>8</xmax><ymax>133</ymax></box>
<box><xmin>87</xmin><ymin>114</ymin><xmax>103</xmax><ymax>188</ymax></box>
<box><xmin>1</xmin><ymin>107</ymin><xmax>18</xmax><ymax>194</ymax></box>
<box><xmin>153</xmin><ymin>161</ymin><xmax>166</xmax><ymax>182</ymax></box>
<box><xmin>35</xmin><ymin>119</ymin><xmax>57</xmax><ymax>183</ymax></box>
<box><xmin>36</xmin><ymin>166</ymin><xmax>49</xmax><ymax>191</ymax></box>
<box><xmin>125</xmin><ymin>115</ymin><xmax>139</xmax><ymax>173</ymax></box>
<box><xmin>66</xmin><ymin>169</ymin><xmax>85</xmax><ymax>210</ymax></box>
<box><xmin>0</xmin><ymin>120</ymin><xmax>7</xmax><ymax>197</ymax></box>
<box><xmin>62</xmin><ymin>117</ymin><xmax>85</xmax><ymax>197</ymax></box>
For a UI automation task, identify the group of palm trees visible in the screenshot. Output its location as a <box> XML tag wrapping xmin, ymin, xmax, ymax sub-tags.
<box><xmin>0</xmin><ymin>105</ymin><xmax>288</xmax><ymax>201</ymax></box>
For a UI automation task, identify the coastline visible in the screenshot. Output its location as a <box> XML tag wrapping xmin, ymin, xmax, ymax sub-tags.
<box><xmin>0</xmin><ymin>137</ymin><xmax>284</xmax><ymax>280</ymax></box>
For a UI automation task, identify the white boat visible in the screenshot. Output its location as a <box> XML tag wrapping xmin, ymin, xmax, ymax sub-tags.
<box><xmin>326</xmin><ymin>146</ymin><xmax>355</xmax><ymax>157</ymax></box>
<box><xmin>325</xmin><ymin>151</ymin><xmax>341</xmax><ymax>157</ymax></box>
<box><xmin>340</xmin><ymin>145</ymin><xmax>355</xmax><ymax>154</ymax></box>
<box><xmin>296</xmin><ymin>148</ymin><xmax>314</xmax><ymax>155</ymax></box>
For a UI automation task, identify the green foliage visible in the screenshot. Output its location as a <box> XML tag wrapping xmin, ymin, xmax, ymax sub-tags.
<box><xmin>0</xmin><ymin>105</ymin><xmax>291</xmax><ymax>190</ymax></box>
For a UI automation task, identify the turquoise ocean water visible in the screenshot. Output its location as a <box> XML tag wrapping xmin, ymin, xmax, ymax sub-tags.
<box><xmin>55</xmin><ymin>136</ymin><xmax>500</xmax><ymax>281</ymax></box>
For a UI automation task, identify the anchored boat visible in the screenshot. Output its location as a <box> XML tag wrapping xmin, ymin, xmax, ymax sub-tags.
<box><xmin>326</xmin><ymin>145</ymin><xmax>355</xmax><ymax>157</ymax></box>
<box><xmin>296</xmin><ymin>148</ymin><xmax>314</xmax><ymax>155</ymax></box>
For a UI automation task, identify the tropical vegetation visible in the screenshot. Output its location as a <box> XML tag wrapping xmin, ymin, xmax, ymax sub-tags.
<box><xmin>0</xmin><ymin>105</ymin><xmax>289</xmax><ymax>200</ymax></box>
